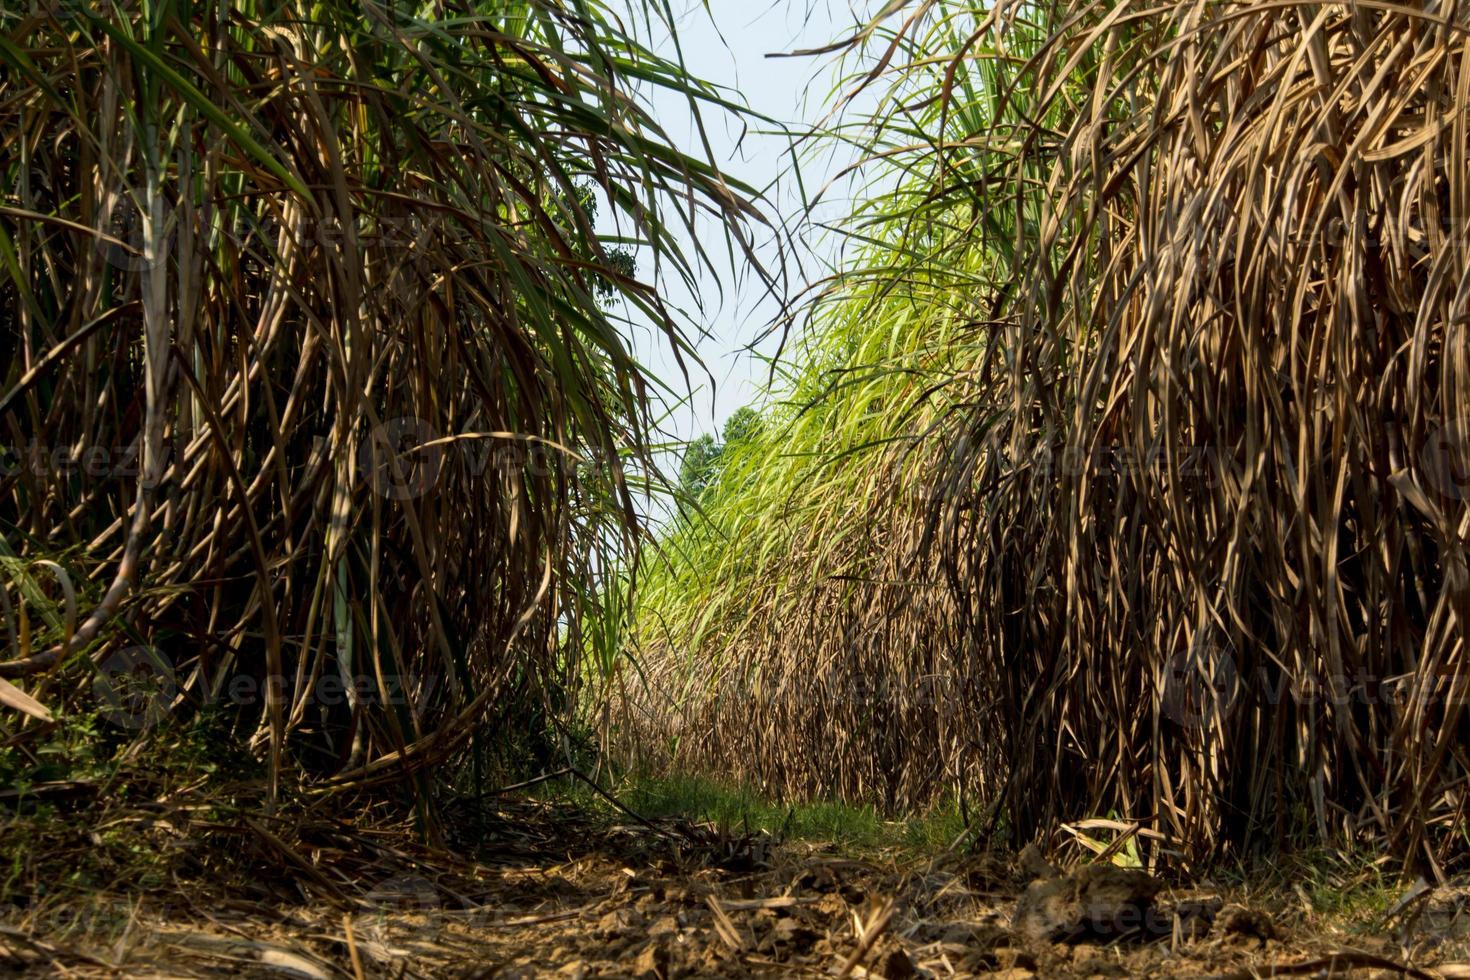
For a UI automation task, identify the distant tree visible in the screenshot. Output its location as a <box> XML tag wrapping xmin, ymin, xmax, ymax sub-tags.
<box><xmin>679</xmin><ymin>406</ymin><xmax>764</xmax><ymax>499</ymax></box>
<box><xmin>679</xmin><ymin>434</ymin><xmax>722</xmax><ymax>497</ymax></box>
<box><xmin>721</xmin><ymin>406</ymin><xmax>762</xmax><ymax>447</ymax></box>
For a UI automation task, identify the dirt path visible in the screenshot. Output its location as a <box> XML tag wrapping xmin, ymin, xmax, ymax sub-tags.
<box><xmin>3</xmin><ymin>798</ymin><xmax>1467</xmax><ymax>978</ymax></box>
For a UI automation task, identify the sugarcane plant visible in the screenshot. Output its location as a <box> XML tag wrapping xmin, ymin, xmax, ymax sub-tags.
<box><xmin>628</xmin><ymin>0</ymin><xmax>1470</xmax><ymax>869</ymax></box>
<box><xmin>0</xmin><ymin>0</ymin><xmax>769</xmax><ymax>799</ymax></box>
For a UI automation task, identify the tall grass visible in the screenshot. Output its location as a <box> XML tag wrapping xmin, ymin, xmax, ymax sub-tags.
<box><xmin>0</xmin><ymin>1</ymin><xmax>766</xmax><ymax>797</ymax></box>
<box><xmin>629</xmin><ymin>0</ymin><xmax>1470</xmax><ymax>870</ymax></box>
<box><xmin>622</xmin><ymin>1</ymin><xmax>1029</xmax><ymax>809</ymax></box>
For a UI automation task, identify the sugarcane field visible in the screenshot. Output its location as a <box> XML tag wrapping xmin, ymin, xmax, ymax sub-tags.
<box><xmin>3</xmin><ymin>1</ymin><xmax>1470</xmax><ymax>977</ymax></box>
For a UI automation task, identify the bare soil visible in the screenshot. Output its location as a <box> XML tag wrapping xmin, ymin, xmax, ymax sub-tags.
<box><xmin>2</xmin><ymin>796</ymin><xmax>1467</xmax><ymax>978</ymax></box>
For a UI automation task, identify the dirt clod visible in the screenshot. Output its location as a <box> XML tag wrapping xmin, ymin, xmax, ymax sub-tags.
<box><xmin>647</xmin><ymin>914</ymin><xmax>680</xmax><ymax>938</ymax></box>
<box><xmin>597</xmin><ymin>906</ymin><xmax>642</xmax><ymax>937</ymax></box>
<box><xmin>1219</xmin><ymin>903</ymin><xmax>1278</xmax><ymax>940</ymax></box>
<box><xmin>1016</xmin><ymin>842</ymin><xmax>1060</xmax><ymax>881</ymax></box>
<box><xmin>1012</xmin><ymin>865</ymin><xmax>1165</xmax><ymax>943</ymax></box>
<box><xmin>631</xmin><ymin>941</ymin><xmax>669</xmax><ymax>979</ymax></box>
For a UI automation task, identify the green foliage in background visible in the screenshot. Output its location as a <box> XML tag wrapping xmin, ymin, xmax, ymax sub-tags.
<box><xmin>676</xmin><ymin>407</ymin><xmax>764</xmax><ymax>499</ymax></box>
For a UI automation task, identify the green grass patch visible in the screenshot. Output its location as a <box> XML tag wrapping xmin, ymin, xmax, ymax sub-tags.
<box><xmin>1206</xmin><ymin>845</ymin><xmax>1404</xmax><ymax>933</ymax></box>
<box><xmin>535</xmin><ymin>770</ymin><xmax>970</xmax><ymax>857</ymax></box>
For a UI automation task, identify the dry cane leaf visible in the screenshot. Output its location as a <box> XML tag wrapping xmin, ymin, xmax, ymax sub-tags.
<box><xmin>0</xmin><ymin>676</ymin><xmax>52</xmax><ymax>722</ymax></box>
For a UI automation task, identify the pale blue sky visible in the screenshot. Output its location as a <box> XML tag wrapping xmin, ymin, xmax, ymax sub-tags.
<box><xmin>608</xmin><ymin>1</ymin><xmax>872</xmax><ymax>445</ymax></box>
